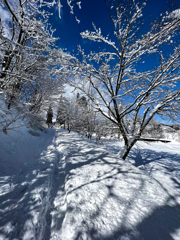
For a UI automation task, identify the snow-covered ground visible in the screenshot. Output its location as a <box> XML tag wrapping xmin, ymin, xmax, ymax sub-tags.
<box><xmin>0</xmin><ymin>127</ymin><xmax>180</xmax><ymax>240</ymax></box>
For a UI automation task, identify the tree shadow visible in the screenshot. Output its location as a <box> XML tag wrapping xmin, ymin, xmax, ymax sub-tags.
<box><xmin>95</xmin><ymin>202</ymin><xmax>180</xmax><ymax>240</ymax></box>
<box><xmin>0</xmin><ymin>131</ymin><xmax>57</xmax><ymax>240</ymax></box>
<box><xmin>2</xmin><ymin>129</ymin><xmax>180</xmax><ymax>240</ymax></box>
<box><xmin>128</xmin><ymin>148</ymin><xmax>180</xmax><ymax>165</ymax></box>
<box><xmin>48</xmin><ymin>131</ymin><xmax>180</xmax><ymax>240</ymax></box>
<box><xmin>127</xmin><ymin>148</ymin><xmax>180</xmax><ymax>190</ymax></box>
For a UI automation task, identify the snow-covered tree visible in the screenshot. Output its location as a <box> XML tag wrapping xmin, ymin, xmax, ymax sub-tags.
<box><xmin>142</xmin><ymin>119</ymin><xmax>164</xmax><ymax>139</ymax></box>
<box><xmin>56</xmin><ymin>95</ymin><xmax>68</xmax><ymax>127</ymax></box>
<box><xmin>67</xmin><ymin>0</ymin><xmax>180</xmax><ymax>159</ymax></box>
<box><xmin>56</xmin><ymin>93</ymin><xmax>89</xmax><ymax>133</ymax></box>
<box><xmin>0</xmin><ymin>0</ymin><xmax>72</xmax><ymax>131</ymax></box>
<box><xmin>46</xmin><ymin>105</ymin><xmax>53</xmax><ymax>128</ymax></box>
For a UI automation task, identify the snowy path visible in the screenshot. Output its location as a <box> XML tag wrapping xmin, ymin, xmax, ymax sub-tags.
<box><xmin>0</xmin><ymin>128</ymin><xmax>58</xmax><ymax>240</ymax></box>
<box><xmin>0</xmin><ymin>128</ymin><xmax>180</xmax><ymax>240</ymax></box>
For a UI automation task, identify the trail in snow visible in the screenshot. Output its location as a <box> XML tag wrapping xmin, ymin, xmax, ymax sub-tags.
<box><xmin>0</xmin><ymin>128</ymin><xmax>58</xmax><ymax>240</ymax></box>
<box><xmin>0</xmin><ymin>128</ymin><xmax>180</xmax><ymax>240</ymax></box>
<box><xmin>38</xmin><ymin>134</ymin><xmax>67</xmax><ymax>240</ymax></box>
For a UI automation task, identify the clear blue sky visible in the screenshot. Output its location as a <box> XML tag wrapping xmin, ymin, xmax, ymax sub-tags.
<box><xmin>48</xmin><ymin>0</ymin><xmax>180</xmax><ymax>55</ymax></box>
<box><xmin>47</xmin><ymin>0</ymin><xmax>180</xmax><ymax>124</ymax></box>
<box><xmin>45</xmin><ymin>0</ymin><xmax>180</xmax><ymax>80</ymax></box>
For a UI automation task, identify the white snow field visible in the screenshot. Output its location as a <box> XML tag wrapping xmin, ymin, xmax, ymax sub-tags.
<box><xmin>0</xmin><ymin>128</ymin><xmax>180</xmax><ymax>240</ymax></box>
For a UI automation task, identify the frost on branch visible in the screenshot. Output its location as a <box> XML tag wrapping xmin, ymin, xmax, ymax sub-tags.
<box><xmin>168</xmin><ymin>8</ymin><xmax>180</xmax><ymax>20</ymax></box>
<box><xmin>81</xmin><ymin>24</ymin><xmax>120</xmax><ymax>57</ymax></box>
<box><xmin>77</xmin><ymin>1</ymin><xmax>81</xmax><ymax>9</ymax></box>
<box><xmin>0</xmin><ymin>0</ymin><xmax>71</xmax><ymax>130</ymax></box>
<box><xmin>69</xmin><ymin>0</ymin><xmax>180</xmax><ymax>160</ymax></box>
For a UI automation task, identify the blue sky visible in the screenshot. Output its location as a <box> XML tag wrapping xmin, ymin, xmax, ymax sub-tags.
<box><xmin>47</xmin><ymin>0</ymin><xmax>180</xmax><ymax>124</ymax></box>
<box><xmin>48</xmin><ymin>0</ymin><xmax>179</xmax><ymax>54</ymax></box>
<box><xmin>46</xmin><ymin>0</ymin><xmax>180</xmax><ymax>76</ymax></box>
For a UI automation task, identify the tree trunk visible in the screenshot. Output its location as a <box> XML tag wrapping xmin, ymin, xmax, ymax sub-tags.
<box><xmin>67</xmin><ymin>123</ymin><xmax>71</xmax><ymax>133</ymax></box>
<box><xmin>7</xmin><ymin>94</ymin><xmax>15</xmax><ymax>109</ymax></box>
<box><xmin>120</xmin><ymin>139</ymin><xmax>137</xmax><ymax>160</ymax></box>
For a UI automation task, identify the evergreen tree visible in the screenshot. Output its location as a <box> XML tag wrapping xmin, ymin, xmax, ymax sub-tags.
<box><xmin>56</xmin><ymin>96</ymin><xmax>68</xmax><ymax>127</ymax></box>
<box><xmin>46</xmin><ymin>105</ymin><xmax>53</xmax><ymax>128</ymax></box>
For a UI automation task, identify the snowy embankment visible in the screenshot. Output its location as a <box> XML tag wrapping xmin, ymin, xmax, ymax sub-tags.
<box><xmin>0</xmin><ymin>128</ymin><xmax>180</xmax><ymax>240</ymax></box>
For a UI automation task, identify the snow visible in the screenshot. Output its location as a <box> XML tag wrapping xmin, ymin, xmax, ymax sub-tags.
<box><xmin>0</xmin><ymin>127</ymin><xmax>180</xmax><ymax>239</ymax></box>
<box><xmin>169</xmin><ymin>9</ymin><xmax>180</xmax><ymax>20</ymax></box>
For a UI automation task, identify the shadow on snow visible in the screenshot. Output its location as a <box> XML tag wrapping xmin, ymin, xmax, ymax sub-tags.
<box><xmin>1</xmin><ymin>131</ymin><xmax>180</xmax><ymax>240</ymax></box>
<box><xmin>48</xmin><ymin>132</ymin><xmax>180</xmax><ymax>240</ymax></box>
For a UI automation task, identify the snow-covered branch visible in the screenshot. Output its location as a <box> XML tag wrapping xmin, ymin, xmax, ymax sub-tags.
<box><xmin>67</xmin><ymin>0</ymin><xmax>180</xmax><ymax>160</ymax></box>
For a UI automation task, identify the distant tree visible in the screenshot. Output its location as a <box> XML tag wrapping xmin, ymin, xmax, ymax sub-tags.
<box><xmin>142</xmin><ymin>119</ymin><xmax>164</xmax><ymax>139</ymax></box>
<box><xmin>77</xmin><ymin>95</ymin><xmax>88</xmax><ymax>108</ymax></box>
<box><xmin>46</xmin><ymin>105</ymin><xmax>53</xmax><ymax>128</ymax></box>
<box><xmin>77</xmin><ymin>93</ymin><xmax>80</xmax><ymax>99</ymax></box>
<box><xmin>56</xmin><ymin>95</ymin><xmax>67</xmax><ymax>127</ymax></box>
<box><xmin>74</xmin><ymin>94</ymin><xmax>87</xmax><ymax>131</ymax></box>
<box><xmin>56</xmin><ymin>95</ymin><xmax>78</xmax><ymax>132</ymax></box>
<box><xmin>56</xmin><ymin>93</ymin><xmax>93</xmax><ymax>134</ymax></box>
